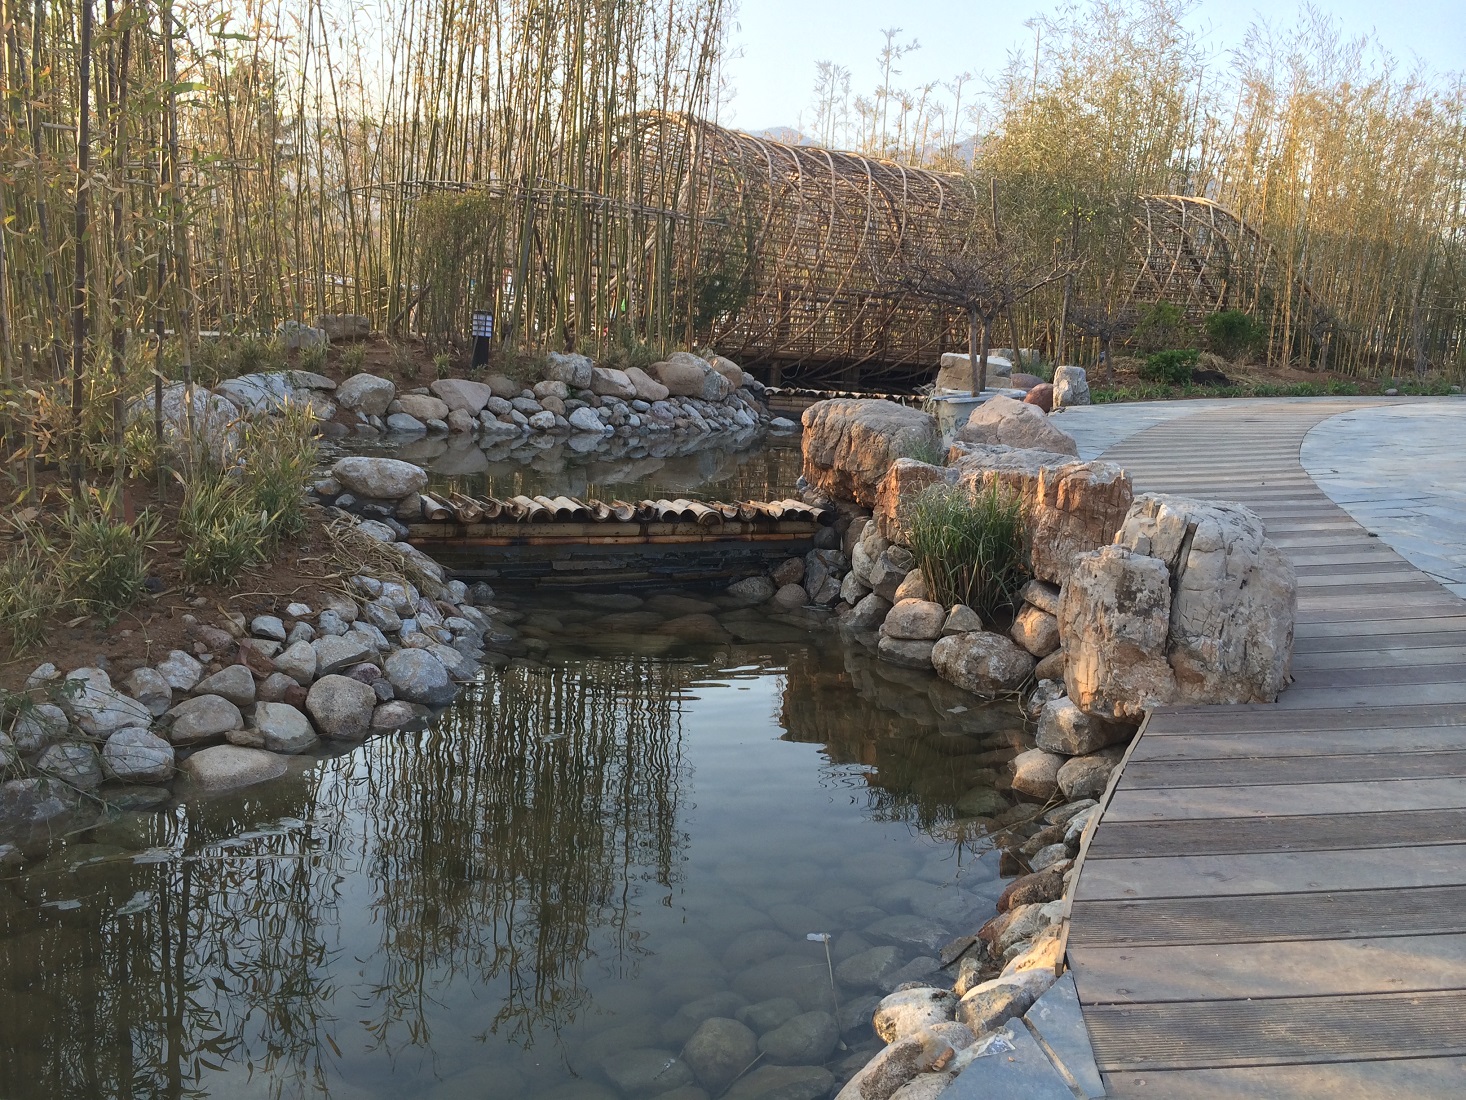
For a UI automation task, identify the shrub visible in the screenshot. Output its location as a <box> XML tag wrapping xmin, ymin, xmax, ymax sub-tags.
<box><xmin>1204</xmin><ymin>310</ymin><xmax>1263</xmax><ymax>359</ymax></box>
<box><xmin>341</xmin><ymin>344</ymin><xmax>367</xmax><ymax>372</ymax></box>
<box><xmin>177</xmin><ymin>467</ymin><xmax>271</xmax><ymax>584</ymax></box>
<box><xmin>1140</xmin><ymin>348</ymin><xmax>1199</xmax><ymax>385</ymax></box>
<box><xmin>433</xmin><ymin>352</ymin><xmax>453</xmax><ymax>379</ymax></box>
<box><xmin>55</xmin><ymin>486</ymin><xmax>160</xmax><ymax>624</ymax></box>
<box><xmin>907</xmin><ymin>483</ymin><xmax>1030</xmax><ymax>621</ymax></box>
<box><xmin>297</xmin><ymin>341</ymin><xmax>329</xmax><ymax>374</ymax></box>
<box><xmin>238</xmin><ymin>401</ymin><xmax>319</xmax><ymax>543</ymax></box>
<box><xmin>0</xmin><ymin>531</ymin><xmax>56</xmax><ymax>654</ymax></box>
<box><xmin>1133</xmin><ymin>301</ymin><xmax>1188</xmax><ymax>354</ymax></box>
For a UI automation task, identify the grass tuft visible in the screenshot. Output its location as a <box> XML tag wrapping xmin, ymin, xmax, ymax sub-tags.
<box><xmin>907</xmin><ymin>483</ymin><xmax>1030</xmax><ymax>621</ymax></box>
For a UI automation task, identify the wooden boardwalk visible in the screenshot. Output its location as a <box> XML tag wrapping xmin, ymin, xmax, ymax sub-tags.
<box><xmin>1066</xmin><ymin>402</ymin><xmax>1466</xmax><ymax>1098</ymax></box>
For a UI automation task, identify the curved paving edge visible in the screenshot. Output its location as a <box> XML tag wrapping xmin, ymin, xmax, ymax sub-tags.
<box><xmin>1060</xmin><ymin>399</ymin><xmax>1466</xmax><ymax>1098</ymax></box>
<box><xmin>1302</xmin><ymin>399</ymin><xmax>1466</xmax><ymax>598</ymax></box>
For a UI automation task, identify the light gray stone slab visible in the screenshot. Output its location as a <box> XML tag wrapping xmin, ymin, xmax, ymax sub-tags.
<box><xmin>938</xmin><ymin>1023</ymin><xmax>1075</xmax><ymax>1100</ymax></box>
<box><xmin>1023</xmin><ymin>973</ymin><xmax>1103</xmax><ymax>1098</ymax></box>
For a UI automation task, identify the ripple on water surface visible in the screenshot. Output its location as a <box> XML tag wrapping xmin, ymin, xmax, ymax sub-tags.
<box><xmin>0</xmin><ymin>594</ymin><xmax>1029</xmax><ymax>1099</ymax></box>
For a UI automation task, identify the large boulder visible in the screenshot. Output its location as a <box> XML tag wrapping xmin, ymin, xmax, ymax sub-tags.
<box><xmin>881</xmin><ymin>599</ymin><xmax>947</xmax><ymax>641</ymax></box>
<box><xmin>384</xmin><ymin>649</ymin><xmax>457</xmax><ymax>706</ymax></box>
<box><xmin>1053</xmin><ymin>365</ymin><xmax>1091</xmax><ymax>407</ymax></box>
<box><xmin>331</xmin><ymin>456</ymin><xmax>428</xmax><ymax>500</ymax></box>
<box><xmin>874</xmin><ymin>458</ymin><xmax>957</xmax><ymax>543</ymax></box>
<box><xmin>935</xmin><ymin>352</ymin><xmax>1012</xmax><ymax>392</ymax></box>
<box><xmin>949</xmin><ymin>443</ymin><xmax>1133</xmax><ymax>584</ymax></box>
<box><xmin>684</xmin><ymin>1017</ymin><xmax>758</xmax><ymax>1095</ymax></box>
<box><xmin>589</xmin><ymin>366</ymin><xmax>638</xmax><ymax>399</ymax></box>
<box><xmin>129</xmin><ymin>383</ymin><xmax>242</xmax><ymax>462</ymax></box>
<box><xmin>102</xmin><ymin>727</ymin><xmax>175</xmax><ymax>784</ymax></box>
<box><xmin>623</xmin><ymin>366</ymin><xmax>670</xmax><ymax>402</ymax></box>
<box><xmin>545</xmin><ymin>351</ymin><xmax>595</xmax><ymax>389</ymax></box>
<box><xmin>395</xmin><ymin>393</ymin><xmax>450</xmax><ymax>422</ymax></box>
<box><xmin>931</xmin><ymin>632</ymin><xmax>1035</xmax><ymax>696</ymax></box>
<box><xmin>1035</xmin><ymin>697</ymin><xmax>1131</xmax><ymax>756</ymax></box>
<box><xmin>166</xmin><ymin>694</ymin><xmax>244</xmax><ymax>745</ymax></box>
<box><xmin>181</xmin><ymin>745</ymin><xmax>288</xmax><ymax>791</ymax></box>
<box><xmin>1117</xmin><ymin>494</ymin><xmax>1297</xmax><ymax>704</ymax></box>
<box><xmin>1058</xmin><ymin>546</ymin><xmax>1176</xmax><ymax>721</ymax></box>
<box><xmin>955</xmin><ymin>395</ymin><xmax>1078</xmax><ymax>457</ymax></box>
<box><xmin>59</xmin><ymin>667</ymin><xmax>153</xmax><ymax>736</ymax></box>
<box><xmin>242</xmin><ymin>702</ymin><xmax>319</xmax><ymax>754</ymax></box>
<box><xmin>651</xmin><ymin>352</ymin><xmax>732</xmax><ymax>401</ymax></box>
<box><xmin>305</xmin><ymin>675</ymin><xmax>377</xmax><ymax>740</ymax></box>
<box><xmin>429</xmin><ymin>378</ymin><xmax>495</xmax><ymax>415</ymax></box>
<box><xmin>802</xmin><ymin>399</ymin><xmax>940</xmax><ymax>508</ymax></box>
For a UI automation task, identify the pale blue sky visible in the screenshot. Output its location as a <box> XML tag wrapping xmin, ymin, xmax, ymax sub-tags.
<box><xmin>721</xmin><ymin>0</ymin><xmax>1466</xmax><ymax>132</ymax></box>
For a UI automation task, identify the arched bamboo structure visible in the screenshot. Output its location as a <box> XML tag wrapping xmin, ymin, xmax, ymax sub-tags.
<box><xmin>626</xmin><ymin>117</ymin><xmax>1317</xmax><ymax>381</ymax></box>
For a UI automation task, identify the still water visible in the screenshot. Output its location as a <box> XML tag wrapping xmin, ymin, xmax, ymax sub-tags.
<box><xmin>0</xmin><ymin>608</ymin><xmax>1026</xmax><ymax>1099</ymax></box>
<box><xmin>343</xmin><ymin>427</ymin><xmax>805</xmax><ymax>503</ymax></box>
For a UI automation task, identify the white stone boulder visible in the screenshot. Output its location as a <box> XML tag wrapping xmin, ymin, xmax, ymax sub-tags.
<box><xmin>429</xmin><ymin>378</ymin><xmax>494</xmax><ymax>415</ymax></box>
<box><xmin>802</xmin><ymin>399</ymin><xmax>941</xmax><ymax>508</ymax></box>
<box><xmin>60</xmin><ymin>668</ymin><xmax>154</xmax><ymax>737</ymax></box>
<box><xmin>384</xmin><ymin>649</ymin><xmax>457</xmax><ymax>706</ymax></box>
<box><xmin>331</xmin><ymin>456</ymin><xmax>428</xmax><ymax>500</ymax></box>
<box><xmin>305</xmin><ymin>675</ymin><xmax>376</xmax><ymax>740</ymax></box>
<box><xmin>949</xmin><ymin>443</ymin><xmax>1133</xmax><ymax>584</ymax></box>
<box><xmin>181</xmin><ymin>745</ymin><xmax>288</xmax><ymax>791</ymax></box>
<box><xmin>1010</xmin><ymin>604</ymin><xmax>1060</xmax><ymax>657</ymax></box>
<box><xmin>102</xmin><ymin>727</ymin><xmax>176</xmax><ymax>783</ymax></box>
<box><xmin>931</xmin><ymin>632</ymin><xmax>1035</xmax><ymax>697</ymax></box>
<box><xmin>238</xmin><ymin>702</ymin><xmax>319</xmax><ymax>754</ymax></box>
<box><xmin>156</xmin><ymin>650</ymin><xmax>204</xmax><ymax>692</ymax></box>
<box><xmin>936</xmin><ymin>352</ymin><xmax>1012</xmax><ymax>392</ymax></box>
<box><xmin>37</xmin><ymin>743</ymin><xmax>104</xmax><ymax>790</ymax></box>
<box><xmin>545</xmin><ymin>351</ymin><xmax>595</xmax><ymax>389</ymax></box>
<box><xmin>1010</xmin><ymin>749</ymin><xmax>1065</xmax><ymax>801</ymax></box>
<box><xmin>623</xmin><ymin>366</ymin><xmax>670</xmax><ymax>402</ymax></box>
<box><xmin>1058</xmin><ymin>546</ymin><xmax>1175</xmax><ymax>721</ymax></box>
<box><xmin>124</xmin><ymin>667</ymin><xmax>173</xmax><ymax>717</ymax></box>
<box><xmin>956</xmin><ymin>395</ymin><xmax>1079</xmax><ymax>456</ymax></box>
<box><xmin>194</xmin><ymin>664</ymin><xmax>256</xmax><ymax>707</ymax></box>
<box><xmin>881</xmin><ymin>599</ymin><xmax>947</xmax><ymax>641</ymax></box>
<box><xmin>166</xmin><ymin>694</ymin><xmax>244</xmax><ymax>745</ymax></box>
<box><xmin>1052</xmin><ymin>365</ymin><xmax>1091</xmax><ymax>407</ymax></box>
<box><xmin>873</xmin><ymin>988</ymin><xmax>958</xmax><ymax>1043</ymax></box>
<box><xmin>589</xmin><ymin>366</ymin><xmax>638</xmax><ymax>399</ymax></box>
<box><xmin>1118</xmin><ymin>493</ymin><xmax>1297</xmax><ymax>704</ymax></box>
<box><xmin>1035</xmin><ymin>697</ymin><xmax>1131</xmax><ymax>756</ymax></box>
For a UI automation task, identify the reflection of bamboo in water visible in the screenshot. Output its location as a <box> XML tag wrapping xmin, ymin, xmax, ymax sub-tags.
<box><xmin>2</xmin><ymin>655</ymin><xmax>698</xmax><ymax>1092</ymax></box>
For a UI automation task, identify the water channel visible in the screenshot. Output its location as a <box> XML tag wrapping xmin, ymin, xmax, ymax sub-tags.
<box><xmin>0</xmin><ymin>432</ymin><xmax>1030</xmax><ymax>1100</ymax></box>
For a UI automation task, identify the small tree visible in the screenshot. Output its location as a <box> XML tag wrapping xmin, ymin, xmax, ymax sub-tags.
<box><xmin>891</xmin><ymin>234</ymin><xmax>1071</xmax><ymax>396</ymax></box>
<box><xmin>1067</xmin><ymin>297</ymin><xmax>1140</xmax><ymax>383</ymax></box>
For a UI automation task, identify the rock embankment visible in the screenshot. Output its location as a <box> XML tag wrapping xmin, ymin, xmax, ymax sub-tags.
<box><xmin>0</xmin><ymin>457</ymin><xmax>522</xmax><ymax>861</ymax></box>
<box><xmin>795</xmin><ymin>389</ymin><xmax>1297</xmax><ymax>1097</ymax></box>
<box><xmin>337</xmin><ymin>350</ymin><xmax>770</xmax><ymax>444</ymax></box>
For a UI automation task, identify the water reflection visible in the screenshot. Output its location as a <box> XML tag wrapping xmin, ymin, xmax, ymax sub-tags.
<box><xmin>0</xmin><ymin>619</ymin><xmax>1025</xmax><ymax>1099</ymax></box>
<box><xmin>342</xmin><ymin>428</ymin><xmax>803</xmax><ymax>503</ymax></box>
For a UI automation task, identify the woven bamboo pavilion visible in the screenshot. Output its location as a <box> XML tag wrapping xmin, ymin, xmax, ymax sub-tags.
<box><xmin>619</xmin><ymin>116</ymin><xmax>1307</xmax><ymax>382</ymax></box>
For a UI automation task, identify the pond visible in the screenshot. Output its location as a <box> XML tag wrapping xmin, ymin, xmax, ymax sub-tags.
<box><xmin>0</xmin><ymin>602</ymin><xmax>1028</xmax><ymax>1100</ymax></box>
<box><xmin>2</xmin><ymin>431</ymin><xmax>1036</xmax><ymax>1099</ymax></box>
<box><xmin>341</xmin><ymin>427</ymin><xmax>806</xmax><ymax>505</ymax></box>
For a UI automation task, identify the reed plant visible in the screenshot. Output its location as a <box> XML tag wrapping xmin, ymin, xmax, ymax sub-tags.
<box><xmin>238</xmin><ymin>402</ymin><xmax>319</xmax><ymax>544</ymax></box>
<box><xmin>907</xmin><ymin>483</ymin><xmax>1030</xmax><ymax>622</ymax></box>
<box><xmin>53</xmin><ymin>486</ymin><xmax>161</xmax><ymax>624</ymax></box>
<box><xmin>176</xmin><ymin>467</ymin><xmax>272</xmax><ymax>585</ymax></box>
<box><xmin>0</xmin><ymin>530</ymin><xmax>58</xmax><ymax>655</ymax></box>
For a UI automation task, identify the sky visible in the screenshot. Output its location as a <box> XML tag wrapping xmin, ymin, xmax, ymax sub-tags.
<box><xmin>720</xmin><ymin>0</ymin><xmax>1466</xmax><ymax>132</ymax></box>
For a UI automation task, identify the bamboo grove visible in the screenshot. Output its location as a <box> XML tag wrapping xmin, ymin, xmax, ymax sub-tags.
<box><xmin>0</xmin><ymin>0</ymin><xmax>1462</xmax><ymax>442</ymax></box>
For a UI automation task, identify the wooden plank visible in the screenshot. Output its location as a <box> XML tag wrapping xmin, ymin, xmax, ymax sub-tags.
<box><xmin>1083</xmin><ymin>989</ymin><xmax>1466</xmax><ymax>1071</ymax></box>
<box><xmin>1084</xmin><ymin>808</ymin><xmax>1466</xmax><ymax>859</ymax></box>
<box><xmin>1074</xmin><ymin>844</ymin><xmax>1466</xmax><ymax>901</ymax></box>
<box><xmin>1289</xmin><ymin>662</ymin><xmax>1466</xmax><ymax>687</ymax></box>
<box><xmin>1106</xmin><ymin>777</ymin><xmax>1466</xmax><ymax>822</ymax></box>
<box><xmin>1127</xmin><ymin>727</ymin><xmax>1466</xmax><ymax>761</ymax></box>
<box><xmin>1070</xmin><ymin>932</ymin><xmax>1466</xmax><ymax>1003</ymax></box>
<box><xmin>1101</xmin><ymin>1057</ymin><xmax>1466</xmax><ymax>1100</ymax></box>
<box><xmin>1271</xmin><ymin>682</ymin><xmax>1466</xmax><ymax>710</ymax></box>
<box><xmin>1121</xmin><ymin>749</ymin><xmax>1466</xmax><ymax>788</ymax></box>
<box><xmin>1144</xmin><ymin>702</ymin><xmax>1466</xmax><ymax>734</ymax></box>
<box><xmin>1290</xmin><ymin>646</ymin><xmax>1466</xmax><ymax>670</ymax></box>
<box><xmin>1069</xmin><ymin>884</ymin><xmax>1466</xmax><ymax>948</ymax></box>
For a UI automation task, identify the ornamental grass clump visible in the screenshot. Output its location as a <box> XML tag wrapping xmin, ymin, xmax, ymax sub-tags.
<box><xmin>908</xmin><ymin>483</ymin><xmax>1030</xmax><ymax>622</ymax></box>
<box><xmin>238</xmin><ymin>401</ymin><xmax>319</xmax><ymax>544</ymax></box>
<box><xmin>55</xmin><ymin>486</ymin><xmax>160</xmax><ymax>625</ymax></box>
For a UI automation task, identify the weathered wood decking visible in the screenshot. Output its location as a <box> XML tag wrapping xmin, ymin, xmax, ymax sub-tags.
<box><xmin>1066</xmin><ymin>402</ymin><xmax>1466</xmax><ymax>1098</ymax></box>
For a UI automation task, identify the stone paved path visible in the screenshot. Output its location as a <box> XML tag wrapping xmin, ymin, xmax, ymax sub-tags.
<box><xmin>1061</xmin><ymin>398</ymin><xmax>1466</xmax><ymax>1098</ymax></box>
